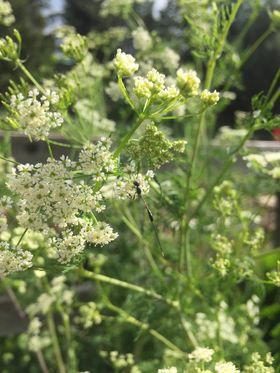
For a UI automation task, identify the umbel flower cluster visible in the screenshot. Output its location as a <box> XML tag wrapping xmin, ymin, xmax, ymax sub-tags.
<box><xmin>157</xmin><ymin>347</ymin><xmax>274</xmax><ymax>373</ymax></box>
<box><xmin>1</xmin><ymin>138</ymin><xmax>155</xmax><ymax>271</ymax></box>
<box><xmin>0</xmin><ymin>241</ymin><xmax>33</xmax><ymax>277</ymax></box>
<box><xmin>244</xmin><ymin>152</ymin><xmax>280</xmax><ymax>179</ymax></box>
<box><xmin>113</xmin><ymin>49</ymin><xmax>219</xmax><ymax>112</ymax></box>
<box><xmin>7</xmin><ymin>89</ymin><xmax>64</xmax><ymax>140</ymax></box>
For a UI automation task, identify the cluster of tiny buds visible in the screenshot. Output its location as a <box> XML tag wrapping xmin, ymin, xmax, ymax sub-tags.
<box><xmin>176</xmin><ymin>68</ymin><xmax>200</xmax><ymax>97</ymax></box>
<box><xmin>60</xmin><ymin>31</ymin><xmax>88</xmax><ymax>62</ymax></box>
<box><xmin>201</xmin><ymin>89</ymin><xmax>220</xmax><ymax>106</ymax></box>
<box><xmin>0</xmin><ymin>32</ymin><xmax>20</xmax><ymax>61</ymax></box>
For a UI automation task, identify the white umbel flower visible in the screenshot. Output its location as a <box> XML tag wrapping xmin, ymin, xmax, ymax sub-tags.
<box><xmin>158</xmin><ymin>368</ymin><xmax>177</xmax><ymax>373</ymax></box>
<box><xmin>113</xmin><ymin>49</ymin><xmax>139</xmax><ymax>77</ymax></box>
<box><xmin>161</xmin><ymin>47</ymin><xmax>180</xmax><ymax>70</ymax></box>
<box><xmin>215</xmin><ymin>362</ymin><xmax>240</xmax><ymax>373</ymax></box>
<box><xmin>114</xmin><ymin>170</ymin><xmax>154</xmax><ymax>199</ymax></box>
<box><xmin>81</xmin><ymin>221</ymin><xmax>118</xmax><ymax>246</ymax></box>
<box><xmin>10</xmin><ymin>89</ymin><xmax>63</xmax><ymax>140</ymax></box>
<box><xmin>53</xmin><ymin>231</ymin><xmax>86</xmax><ymax>264</ymax></box>
<box><xmin>132</xmin><ymin>27</ymin><xmax>152</xmax><ymax>51</ymax></box>
<box><xmin>79</xmin><ymin>138</ymin><xmax>115</xmax><ymax>180</ymax></box>
<box><xmin>7</xmin><ymin>156</ymin><xmax>104</xmax><ymax>232</ymax></box>
<box><xmin>189</xmin><ymin>346</ymin><xmax>214</xmax><ymax>362</ymax></box>
<box><xmin>0</xmin><ymin>241</ymin><xmax>33</xmax><ymax>277</ymax></box>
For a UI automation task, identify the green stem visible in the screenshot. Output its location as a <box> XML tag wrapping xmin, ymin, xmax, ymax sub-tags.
<box><xmin>121</xmin><ymin>211</ymin><xmax>163</xmax><ymax>278</ymax></box>
<box><xmin>15</xmin><ymin>59</ymin><xmax>45</xmax><ymax>95</ymax></box>
<box><xmin>179</xmin><ymin>311</ymin><xmax>198</xmax><ymax>348</ymax></box>
<box><xmin>57</xmin><ymin>305</ymin><xmax>77</xmax><ymax>373</ymax></box>
<box><xmin>180</xmin><ymin>1</ymin><xmax>244</xmax><ymax>271</ymax></box>
<box><xmin>35</xmin><ymin>350</ymin><xmax>49</xmax><ymax>373</ymax></box>
<box><xmin>4</xmin><ymin>285</ymin><xmax>26</xmax><ymax>319</ymax></box>
<box><xmin>4</xmin><ymin>283</ymin><xmax>49</xmax><ymax>373</ymax></box>
<box><xmin>48</xmin><ymin>139</ymin><xmax>81</xmax><ymax>149</ymax></box>
<box><xmin>160</xmin><ymin>112</ymin><xmax>202</xmax><ymax>121</ymax></box>
<box><xmin>107</xmin><ymin>301</ymin><xmax>184</xmax><ymax>355</ymax></box>
<box><xmin>0</xmin><ymin>155</ymin><xmax>18</xmax><ymax>164</ymax></box>
<box><xmin>180</xmin><ymin>111</ymin><xmax>205</xmax><ymax>272</ymax></box>
<box><xmin>270</xmin><ymin>85</ymin><xmax>280</xmax><ymax>109</ymax></box>
<box><xmin>118</xmin><ymin>76</ymin><xmax>136</xmax><ymax>112</ymax></box>
<box><xmin>267</xmin><ymin>67</ymin><xmax>280</xmax><ymax>101</ymax></box>
<box><xmin>189</xmin><ymin>127</ymin><xmax>254</xmax><ymax>221</ymax></box>
<box><xmin>205</xmin><ymin>0</ymin><xmax>244</xmax><ymax>90</ymax></box>
<box><xmin>113</xmin><ymin>114</ymin><xmax>145</xmax><ymax>158</ymax></box>
<box><xmin>46</xmin><ymin>139</ymin><xmax>54</xmax><ymax>159</ymax></box>
<box><xmin>186</xmin><ymin>112</ymin><xmax>205</xmax><ymax>191</ymax></box>
<box><xmin>47</xmin><ymin>312</ymin><xmax>66</xmax><ymax>373</ymax></box>
<box><xmin>240</xmin><ymin>27</ymin><xmax>273</xmax><ymax>66</ymax></box>
<box><xmin>254</xmin><ymin>248</ymin><xmax>280</xmax><ymax>259</ymax></box>
<box><xmin>223</xmin><ymin>26</ymin><xmax>274</xmax><ymax>93</ymax></box>
<box><xmin>78</xmin><ymin>268</ymin><xmax>178</xmax><ymax>309</ymax></box>
<box><xmin>234</xmin><ymin>1</ymin><xmax>261</xmax><ymax>48</ymax></box>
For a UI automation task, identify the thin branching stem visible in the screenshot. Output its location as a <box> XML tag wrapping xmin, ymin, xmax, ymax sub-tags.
<box><xmin>113</xmin><ymin>114</ymin><xmax>145</xmax><ymax>158</ymax></box>
<box><xmin>16</xmin><ymin>59</ymin><xmax>45</xmax><ymax>95</ymax></box>
<box><xmin>106</xmin><ymin>301</ymin><xmax>185</xmax><ymax>355</ymax></box>
<box><xmin>47</xmin><ymin>312</ymin><xmax>66</xmax><ymax>373</ymax></box>
<box><xmin>78</xmin><ymin>268</ymin><xmax>178</xmax><ymax>309</ymax></box>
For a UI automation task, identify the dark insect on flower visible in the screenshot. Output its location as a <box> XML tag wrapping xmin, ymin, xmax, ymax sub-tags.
<box><xmin>133</xmin><ymin>180</ymin><xmax>164</xmax><ymax>256</ymax></box>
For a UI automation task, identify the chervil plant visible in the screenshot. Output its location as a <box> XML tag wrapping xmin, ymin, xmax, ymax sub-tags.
<box><xmin>0</xmin><ymin>0</ymin><xmax>280</xmax><ymax>372</ymax></box>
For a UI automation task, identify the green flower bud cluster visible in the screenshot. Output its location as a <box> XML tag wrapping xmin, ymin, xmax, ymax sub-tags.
<box><xmin>267</xmin><ymin>261</ymin><xmax>280</xmax><ymax>287</ymax></box>
<box><xmin>133</xmin><ymin>68</ymin><xmax>165</xmax><ymax>97</ymax></box>
<box><xmin>243</xmin><ymin>352</ymin><xmax>274</xmax><ymax>373</ymax></box>
<box><xmin>133</xmin><ymin>68</ymin><xmax>180</xmax><ymax>103</ymax></box>
<box><xmin>213</xmin><ymin>180</ymin><xmax>238</xmax><ymax>216</ymax></box>
<box><xmin>243</xmin><ymin>228</ymin><xmax>264</xmax><ymax>256</ymax></box>
<box><xmin>210</xmin><ymin>233</ymin><xmax>232</xmax><ymax>277</ymax></box>
<box><xmin>0</xmin><ymin>29</ymin><xmax>21</xmax><ymax>63</ymax></box>
<box><xmin>210</xmin><ymin>233</ymin><xmax>255</xmax><ymax>279</ymax></box>
<box><xmin>61</xmin><ymin>32</ymin><xmax>88</xmax><ymax>62</ymax></box>
<box><xmin>176</xmin><ymin>68</ymin><xmax>200</xmax><ymax>97</ymax></box>
<box><xmin>127</xmin><ymin>124</ymin><xmax>186</xmax><ymax>168</ymax></box>
<box><xmin>270</xmin><ymin>10</ymin><xmax>280</xmax><ymax>29</ymax></box>
<box><xmin>100</xmin><ymin>350</ymin><xmax>141</xmax><ymax>372</ymax></box>
<box><xmin>75</xmin><ymin>302</ymin><xmax>102</xmax><ymax>329</ymax></box>
<box><xmin>200</xmin><ymin>89</ymin><xmax>220</xmax><ymax>107</ymax></box>
<box><xmin>101</xmin><ymin>0</ymin><xmax>135</xmax><ymax>19</ymax></box>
